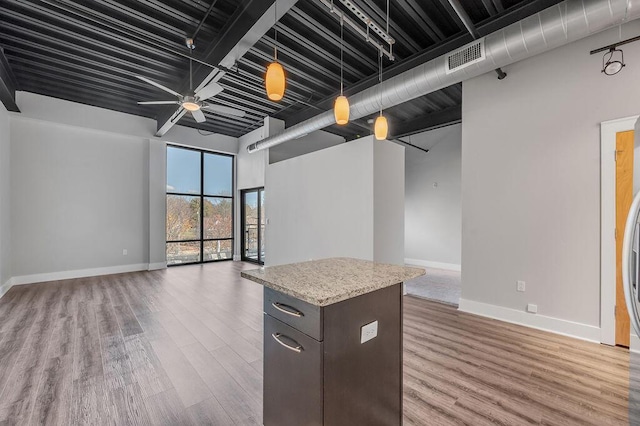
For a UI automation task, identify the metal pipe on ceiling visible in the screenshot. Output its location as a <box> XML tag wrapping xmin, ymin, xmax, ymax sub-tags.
<box><xmin>247</xmin><ymin>0</ymin><xmax>640</xmax><ymax>153</ymax></box>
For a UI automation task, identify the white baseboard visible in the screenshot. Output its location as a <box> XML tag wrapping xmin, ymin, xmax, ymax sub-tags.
<box><xmin>0</xmin><ymin>278</ymin><xmax>13</xmax><ymax>299</ymax></box>
<box><xmin>458</xmin><ymin>298</ymin><xmax>601</xmax><ymax>343</ymax></box>
<box><xmin>148</xmin><ymin>262</ymin><xmax>167</xmax><ymax>271</ymax></box>
<box><xmin>11</xmin><ymin>263</ymin><xmax>150</xmax><ymax>286</ymax></box>
<box><xmin>404</xmin><ymin>258</ymin><xmax>461</xmax><ymax>272</ymax></box>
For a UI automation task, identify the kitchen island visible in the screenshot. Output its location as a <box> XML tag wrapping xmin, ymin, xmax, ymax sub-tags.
<box><xmin>241</xmin><ymin>257</ymin><xmax>425</xmax><ymax>426</ymax></box>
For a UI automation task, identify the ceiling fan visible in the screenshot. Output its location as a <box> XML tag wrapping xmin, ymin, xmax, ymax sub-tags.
<box><xmin>136</xmin><ymin>39</ymin><xmax>246</xmax><ymax>123</ymax></box>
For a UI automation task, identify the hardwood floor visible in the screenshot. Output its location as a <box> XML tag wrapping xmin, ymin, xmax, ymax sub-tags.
<box><xmin>0</xmin><ymin>261</ymin><xmax>634</xmax><ymax>425</ymax></box>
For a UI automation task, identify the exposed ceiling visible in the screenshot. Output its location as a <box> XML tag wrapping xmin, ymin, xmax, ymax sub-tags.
<box><xmin>0</xmin><ymin>0</ymin><xmax>562</xmax><ymax>139</ymax></box>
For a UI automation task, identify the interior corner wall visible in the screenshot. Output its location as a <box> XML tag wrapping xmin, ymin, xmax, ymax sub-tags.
<box><xmin>265</xmin><ymin>136</ymin><xmax>404</xmax><ymax>267</ymax></box>
<box><xmin>460</xmin><ymin>19</ymin><xmax>640</xmax><ymax>340</ymax></box>
<box><xmin>404</xmin><ymin>125</ymin><xmax>461</xmax><ymax>269</ymax></box>
<box><xmin>9</xmin><ymin>93</ymin><xmax>238</xmax><ymax>283</ymax></box>
<box><xmin>0</xmin><ymin>103</ymin><xmax>11</xmax><ymax>292</ymax></box>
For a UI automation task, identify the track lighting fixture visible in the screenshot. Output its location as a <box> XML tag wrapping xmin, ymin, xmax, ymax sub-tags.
<box><xmin>590</xmin><ymin>35</ymin><xmax>640</xmax><ymax>77</ymax></box>
<box><xmin>602</xmin><ymin>48</ymin><xmax>625</xmax><ymax>76</ymax></box>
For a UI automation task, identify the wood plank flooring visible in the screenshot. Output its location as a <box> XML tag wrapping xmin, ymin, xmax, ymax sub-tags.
<box><xmin>0</xmin><ymin>261</ymin><xmax>634</xmax><ymax>425</ymax></box>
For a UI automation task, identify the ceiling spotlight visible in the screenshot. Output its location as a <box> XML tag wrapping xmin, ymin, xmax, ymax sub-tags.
<box><xmin>602</xmin><ymin>48</ymin><xmax>625</xmax><ymax>76</ymax></box>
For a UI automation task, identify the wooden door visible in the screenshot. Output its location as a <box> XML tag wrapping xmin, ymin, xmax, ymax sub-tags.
<box><xmin>616</xmin><ymin>130</ymin><xmax>634</xmax><ymax>347</ymax></box>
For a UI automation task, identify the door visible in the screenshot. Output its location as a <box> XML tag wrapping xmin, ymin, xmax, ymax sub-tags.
<box><xmin>241</xmin><ymin>187</ymin><xmax>265</xmax><ymax>264</ymax></box>
<box><xmin>616</xmin><ymin>130</ymin><xmax>634</xmax><ymax>347</ymax></box>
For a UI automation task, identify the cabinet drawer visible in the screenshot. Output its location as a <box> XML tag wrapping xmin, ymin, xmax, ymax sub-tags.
<box><xmin>264</xmin><ymin>315</ymin><xmax>323</xmax><ymax>426</ymax></box>
<box><xmin>264</xmin><ymin>287</ymin><xmax>323</xmax><ymax>340</ymax></box>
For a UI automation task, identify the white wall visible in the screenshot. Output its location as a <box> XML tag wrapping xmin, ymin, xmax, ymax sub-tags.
<box><xmin>8</xmin><ymin>92</ymin><xmax>237</xmax><ymax>285</ymax></box>
<box><xmin>374</xmin><ymin>140</ymin><xmax>405</xmax><ymax>265</ymax></box>
<box><xmin>235</xmin><ymin>120</ymin><xmax>346</xmax><ymax>259</ymax></box>
<box><xmin>265</xmin><ymin>136</ymin><xmax>404</xmax><ymax>267</ymax></box>
<box><xmin>460</xmin><ymin>20</ymin><xmax>640</xmax><ymax>341</ymax></box>
<box><xmin>0</xmin><ymin>103</ymin><xmax>10</xmax><ymax>294</ymax></box>
<box><xmin>269</xmin><ymin>130</ymin><xmax>345</xmax><ymax>163</ymax></box>
<box><xmin>404</xmin><ymin>124</ymin><xmax>461</xmax><ymax>270</ymax></box>
<box><xmin>11</xmin><ymin>118</ymin><xmax>150</xmax><ymax>277</ymax></box>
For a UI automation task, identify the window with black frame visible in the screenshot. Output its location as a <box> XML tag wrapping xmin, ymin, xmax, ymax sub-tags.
<box><xmin>166</xmin><ymin>145</ymin><xmax>233</xmax><ymax>266</ymax></box>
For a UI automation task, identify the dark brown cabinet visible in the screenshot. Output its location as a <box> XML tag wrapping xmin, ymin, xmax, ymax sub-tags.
<box><xmin>263</xmin><ymin>283</ymin><xmax>403</xmax><ymax>426</ymax></box>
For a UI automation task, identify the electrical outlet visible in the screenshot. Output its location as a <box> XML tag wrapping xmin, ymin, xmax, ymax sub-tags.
<box><xmin>123</xmin><ymin>249</ymin><xmax>128</xmax><ymax>256</ymax></box>
<box><xmin>517</xmin><ymin>280</ymin><xmax>526</xmax><ymax>292</ymax></box>
<box><xmin>527</xmin><ymin>304</ymin><xmax>537</xmax><ymax>313</ymax></box>
<box><xmin>360</xmin><ymin>320</ymin><xmax>378</xmax><ymax>344</ymax></box>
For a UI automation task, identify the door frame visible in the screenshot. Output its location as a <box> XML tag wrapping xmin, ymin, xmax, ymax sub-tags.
<box><xmin>241</xmin><ymin>187</ymin><xmax>265</xmax><ymax>264</ymax></box>
<box><xmin>601</xmin><ymin>115</ymin><xmax>638</xmax><ymax>345</ymax></box>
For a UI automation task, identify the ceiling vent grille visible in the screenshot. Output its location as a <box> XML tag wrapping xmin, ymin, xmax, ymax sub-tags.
<box><xmin>445</xmin><ymin>39</ymin><xmax>485</xmax><ymax>74</ymax></box>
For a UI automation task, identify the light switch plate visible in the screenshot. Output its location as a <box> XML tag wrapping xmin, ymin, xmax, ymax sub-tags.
<box><xmin>361</xmin><ymin>320</ymin><xmax>378</xmax><ymax>344</ymax></box>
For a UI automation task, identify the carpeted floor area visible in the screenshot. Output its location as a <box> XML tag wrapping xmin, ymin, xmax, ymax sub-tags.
<box><xmin>404</xmin><ymin>267</ymin><xmax>461</xmax><ymax>305</ymax></box>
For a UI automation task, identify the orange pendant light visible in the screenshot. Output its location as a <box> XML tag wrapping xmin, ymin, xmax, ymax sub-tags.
<box><xmin>265</xmin><ymin>62</ymin><xmax>285</xmax><ymax>101</ymax></box>
<box><xmin>374</xmin><ymin>114</ymin><xmax>388</xmax><ymax>140</ymax></box>
<box><xmin>334</xmin><ymin>95</ymin><xmax>350</xmax><ymax>125</ymax></box>
<box><xmin>333</xmin><ymin>17</ymin><xmax>349</xmax><ymax>125</ymax></box>
<box><xmin>265</xmin><ymin>1</ymin><xmax>286</xmax><ymax>101</ymax></box>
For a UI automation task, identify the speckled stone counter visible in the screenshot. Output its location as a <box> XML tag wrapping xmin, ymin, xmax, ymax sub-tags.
<box><xmin>241</xmin><ymin>257</ymin><xmax>425</xmax><ymax>306</ymax></box>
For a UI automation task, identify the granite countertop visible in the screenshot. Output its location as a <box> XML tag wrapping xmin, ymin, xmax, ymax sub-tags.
<box><xmin>241</xmin><ymin>257</ymin><xmax>425</xmax><ymax>306</ymax></box>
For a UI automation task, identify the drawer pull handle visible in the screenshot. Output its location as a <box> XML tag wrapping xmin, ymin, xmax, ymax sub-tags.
<box><xmin>272</xmin><ymin>302</ymin><xmax>304</xmax><ymax>317</ymax></box>
<box><xmin>272</xmin><ymin>333</ymin><xmax>303</xmax><ymax>353</ymax></box>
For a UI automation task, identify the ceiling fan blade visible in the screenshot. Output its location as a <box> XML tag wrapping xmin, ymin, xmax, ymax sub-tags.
<box><xmin>201</xmin><ymin>103</ymin><xmax>246</xmax><ymax>118</ymax></box>
<box><xmin>195</xmin><ymin>82</ymin><xmax>223</xmax><ymax>100</ymax></box>
<box><xmin>137</xmin><ymin>101</ymin><xmax>180</xmax><ymax>105</ymax></box>
<box><xmin>191</xmin><ymin>109</ymin><xmax>206</xmax><ymax>123</ymax></box>
<box><xmin>135</xmin><ymin>75</ymin><xmax>182</xmax><ymax>98</ymax></box>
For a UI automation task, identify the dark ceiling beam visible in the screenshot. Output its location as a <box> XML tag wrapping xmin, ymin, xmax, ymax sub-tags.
<box><xmin>285</xmin><ymin>0</ymin><xmax>561</xmax><ymax>127</ymax></box>
<box><xmin>283</xmin><ymin>33</ymin><xmax>472</xmax><ymax>125</ymax></box>
<box><xmin>479</xmin><ymin>0</ymin><xmax>498</xmax><ymax>16</ymax></box>
<box><xmin>191</xmin><ymin>0</ymin><xmax>220</xmax><ymax>41</ymax></box>
<box><xmin>0</xmin><ymin>35</ymin><xmax>179</xmax><ymax>83</ymax></box>
<box><xmin>0</xmin><ymin>19</ymin><xmax>182</xmax><ymax>77</ymax></box>
<box><xmin>491</xmin><ymin>0</ymin><xmax>505</xmax><ymax>13</ymax></box>
<box><xmin>445</xmin><ymin>0</ymin><xmax>479</xmax><ymax>38</ymax></box>
<box><xmin>435</xmin><ymin>0</ymin><xmax>469</xmax><ymax>33</ymax></box>
<box><xmin>389</xmin><ymin>106</ymin><xmax>461</xmax><ymax>139</ymax></box>
<box><xmin>350</xmin><ymin>0</ymin><xmax>421</xmax><ymax>53</ymax></box>
<box><xmin>273</xmin><ymin>23</ymin><xmax>368</xmax><ymax>80</ymax></box>
<box><xmin>0</xmin><ymin>5</ymin><xmax>183</xmax><ymax>72</ymax></box>
<box><xmin>155</xmin><ymin>0</ymin><xmax>297</xmax><ymax>136</ymax></box>
<box><xmin>288</xmin><ymin>6</ymin><xmax>377</xmax><ymax>69</ymax></box>
<box><xmin>395</xmin><ymin>0</ymin><xmax>445</xmax><ymax>42</ymax></box>
<box><xmin>0</xmin><ymin>48</ymin><xmax>19</xmax><ymax>112</ymax></box>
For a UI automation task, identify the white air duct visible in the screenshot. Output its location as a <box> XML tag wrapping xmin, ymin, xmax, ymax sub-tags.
<box><xmin>248</xmin><ymin>0</ymin><xmax>639</xmax><ymax>153</ymax></box>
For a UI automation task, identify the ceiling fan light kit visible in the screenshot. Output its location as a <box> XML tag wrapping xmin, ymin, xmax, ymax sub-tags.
<box><xmin>135</xmin><ymin>38</ymin><xmax>246</xmax><ymax>124</ymax></box>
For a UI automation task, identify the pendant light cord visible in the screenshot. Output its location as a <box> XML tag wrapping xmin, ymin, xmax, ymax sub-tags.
<box><xmin>340</xmin><ymin>16</ymin><xmax>344</xmax><ymax>95</ymax></box>
<box><xmin>386</xmin><ymin>0</ymin><xmax>389</xmax><ymax>33</ymax></box>
<box><xmin>274</xmin><ymin>0</ymin><xmax>278</xmax><ymax>62</ymax></box>
<box><xmin>189</xmin><ymin>48</ymin><xmax>193</xmax><ymax>91</ymax></box>
<box><xmin>378</xmin><ymin>49</ymin><xmax>383</xmax><ymax>116</ymax></box>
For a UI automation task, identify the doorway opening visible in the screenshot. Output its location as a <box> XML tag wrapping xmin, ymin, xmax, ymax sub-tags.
<box><xmin>241</xmin><ymin>187</ymin><xmax>265</xmax><ymax>264</ymax></box>
<box><xmin>601</xmin><ymin>116</ymin><xmax>638</xmax><ymax>346</ymax></box>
